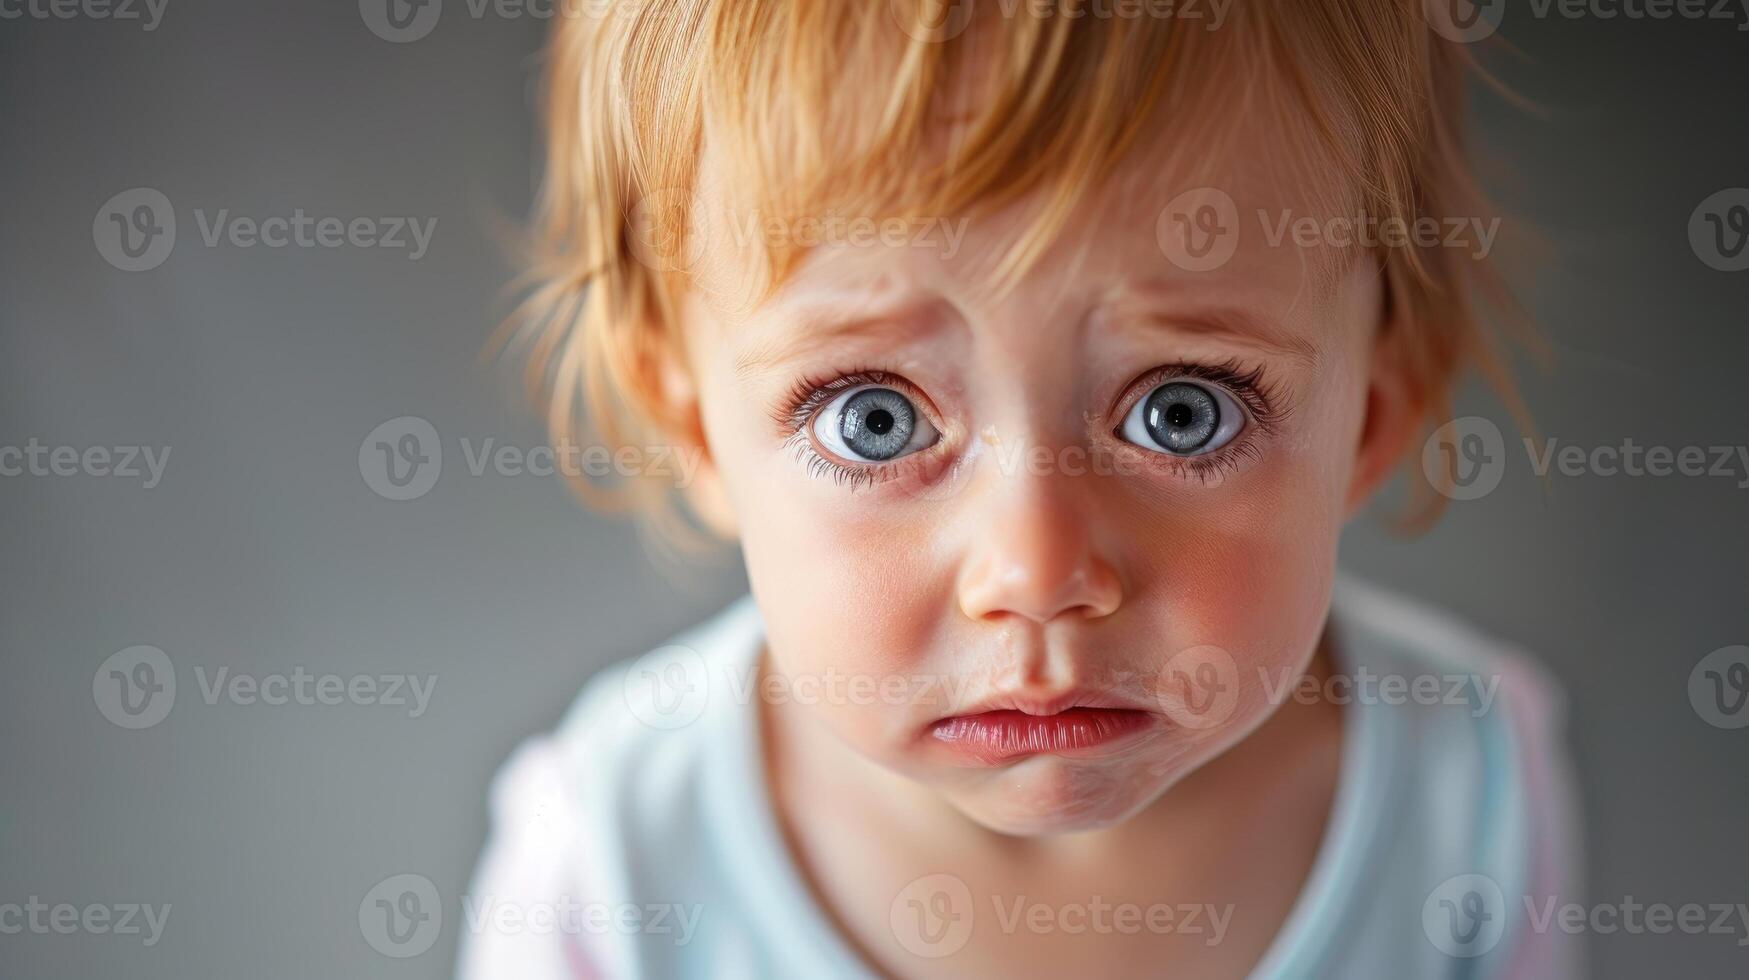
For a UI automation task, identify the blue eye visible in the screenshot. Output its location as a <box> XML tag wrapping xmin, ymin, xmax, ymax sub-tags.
<box><xmin>813</xmin><ymin>385</ymin><xmax>940</xmax><ymax>463</ymax></box>
<box><xmin>1118</xmin><ymin>380</ymin><xmax>1244</xmax><ymax>456</ymax></box>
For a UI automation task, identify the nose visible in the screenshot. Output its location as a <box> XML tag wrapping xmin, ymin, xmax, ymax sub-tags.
<box><xmin>955</xmin><ymin>470</ymin><xmax>1124</xmax><ymax>625</ymax></box>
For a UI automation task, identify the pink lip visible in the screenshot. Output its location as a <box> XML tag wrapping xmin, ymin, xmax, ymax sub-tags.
<box><xmin>928</xmin><ymin>707</ymin><xmax>1156</xmax><ymax>764</ymax></box>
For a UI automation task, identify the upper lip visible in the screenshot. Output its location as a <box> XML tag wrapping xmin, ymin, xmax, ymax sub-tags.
<box><xmin>938</xmin><ymin>688</ymin><xmax>1151</xmax><ymax>720</ymax></box>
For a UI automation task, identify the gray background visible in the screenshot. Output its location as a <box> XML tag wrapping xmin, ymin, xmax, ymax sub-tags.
<box><xmin>2</xmin><ymin>2</ymin><xmax>1745</xmax><ymax>977</ymax></box>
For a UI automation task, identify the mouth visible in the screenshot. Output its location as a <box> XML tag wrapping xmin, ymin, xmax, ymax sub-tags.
<box><xmin>927</xmin><ymin>706</ymin><xmax>1158</xmax><ymax>765</ymax></box>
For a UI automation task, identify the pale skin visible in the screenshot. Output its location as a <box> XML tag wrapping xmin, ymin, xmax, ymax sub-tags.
<box><xmin>646</xmin><ymin>107</ymin><xmax>1426</xmax><ymax>977</ymax></box>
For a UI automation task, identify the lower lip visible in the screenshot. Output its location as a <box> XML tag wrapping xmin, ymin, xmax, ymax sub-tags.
<box><xmin>928</xmin><ymin>708</ymin><xmax>1156</xmax><ymax>764</ymax></box>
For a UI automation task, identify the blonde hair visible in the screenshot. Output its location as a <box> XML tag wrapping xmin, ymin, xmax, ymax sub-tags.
<box><xmin>497</xmin><ymin>0</ymin><xmax>1525</xmax><ymax>547</ymax></box>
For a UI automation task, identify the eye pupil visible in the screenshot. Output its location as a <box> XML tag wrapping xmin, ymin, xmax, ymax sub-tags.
<box><xmin>1143</xmin><ymin>382</ymin><xmax>1220</xmax><ymax>454</ymax></box>
<box><xmin>837</xmin><ymin>388</ymin><xmax>916</xmax><ymax>461</ymax></box>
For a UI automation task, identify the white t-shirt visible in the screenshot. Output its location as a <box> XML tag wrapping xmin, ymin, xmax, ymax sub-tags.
<box><xmin>458</xmin><ymin>576</ymin><xmax>1582</xmax><ymax>978</ymax></box>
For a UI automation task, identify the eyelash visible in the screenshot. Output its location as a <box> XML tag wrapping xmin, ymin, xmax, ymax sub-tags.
<box><xmin>773</xmin><ymin>360</ymin><xmax>1288</xmax><ymax>490</ymax></box>
<box><xmin>1111</xmin><ymin>359</ymin><xmax>1287</xmax><ymax>484</ymax></box>
<box><xmin>771</xmin><ymin>369</ymin><xmax>923</xmax><ymax>490</ymax></box>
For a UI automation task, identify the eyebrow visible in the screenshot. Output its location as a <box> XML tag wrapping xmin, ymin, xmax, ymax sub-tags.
<box><xmin>1116</xmin><ymin>305</ymin><xmax>1323</xmax><ymax>369</ymax></box>
<box><xmin>732</xmin><ymin>295</ymin><xmax>949</xmax><ymax>382</ymax></box>
<box><xmin>732</xmin><ymin>286</ymin><xmax>1321</xmax><ymax>381</ymax></box>
<box><xmin>1095</xmin><ymin>276</ymin><xmax>1323</xmax><ymax>368</ymax></box>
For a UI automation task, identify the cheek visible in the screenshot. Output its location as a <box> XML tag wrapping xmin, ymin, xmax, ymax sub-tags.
<box><xmin>707</xmin><ymin>407</ymin><xmax>950</xmax><ymax>737</ymax></box>
<box><xmin>1118</xmin><ymin>414</ymin><xmax>1351</xmax><ymax>679</ymax></box>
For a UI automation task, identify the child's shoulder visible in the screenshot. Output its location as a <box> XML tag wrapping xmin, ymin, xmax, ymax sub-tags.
<box><xmin>1331</xmin><ymin>573</ymin><xmax>1568</xmax><ymax>732</ymax></box>
<box><xmin>489</xmin><ymin>594</ymin><xmax>764</xmax><ymax>829</ymax></box>
<box><xmin>1295</xmin><ymin>575</ymin><xmax>1583</xmax><ymax>977</ymax></box>
<box><xmin>461</xmin><ymin>597</ymin><xmax>769</xmax><ymax>977</ymax></box>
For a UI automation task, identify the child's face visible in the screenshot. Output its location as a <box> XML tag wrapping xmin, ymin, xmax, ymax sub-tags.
<box><xmin>677</xmin><ymin>115</ymin><xmax>1407</xmax><ymax>836</ymax></box>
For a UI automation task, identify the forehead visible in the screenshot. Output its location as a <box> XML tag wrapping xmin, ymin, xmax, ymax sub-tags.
<box><xmin>687</xmin><ymin>97</ymin><xmax>1367</xmax><ymax>352</ymax></box>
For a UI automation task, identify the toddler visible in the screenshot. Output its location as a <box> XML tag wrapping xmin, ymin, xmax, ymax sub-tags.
<box><xmin>462</xmin><ymin>1</ymin><xmax>1579</xmax><ymax>976</ymax></box>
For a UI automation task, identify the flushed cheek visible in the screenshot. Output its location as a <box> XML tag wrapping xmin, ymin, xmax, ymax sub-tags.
<box><xmin>1123</xmin><ymin>479</ymin><xmax>1338</xmax><ymax>695</ymax></box>
<box><xmin>736</xmin><ymin>479</ymin><xmax>960</xmax><ymax>748</ymax></box>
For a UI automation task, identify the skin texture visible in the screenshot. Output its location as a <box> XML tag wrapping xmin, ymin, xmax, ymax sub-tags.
<box><xmin>654</xmin><ymin>102</ymin><xmax>1424</xmax><ymax>977</ymax></box>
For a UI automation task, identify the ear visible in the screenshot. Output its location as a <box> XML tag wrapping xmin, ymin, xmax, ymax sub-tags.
<box><xmin>1343</xmin><ymin>286</ymin><xmax>1427</xmax><ymax>518</ymax></box>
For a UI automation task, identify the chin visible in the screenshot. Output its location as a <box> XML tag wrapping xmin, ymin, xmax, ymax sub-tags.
<box><xmin>945</xmin><ymin>758</ymin><xmax>1173</xmax><ymax>837</ymax></box>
